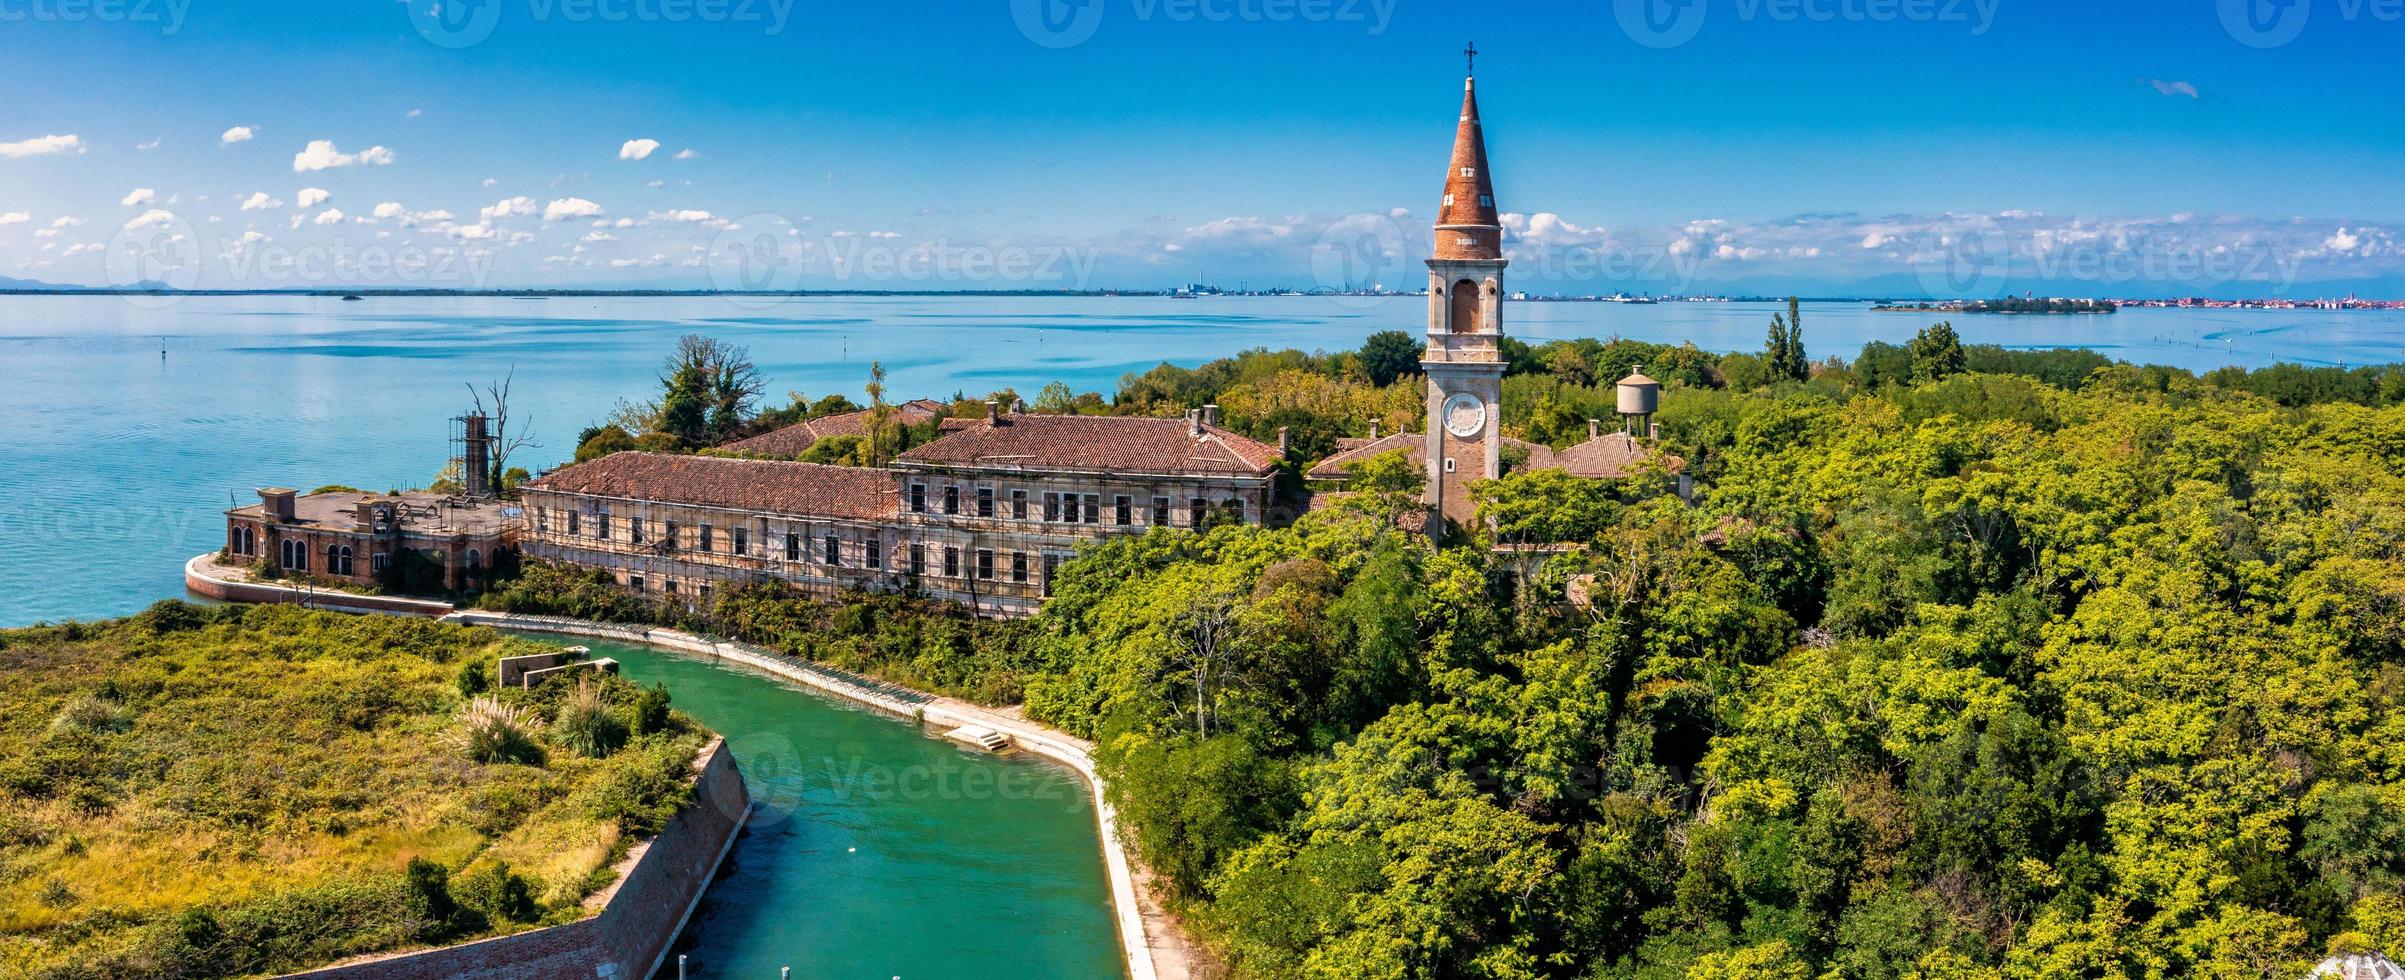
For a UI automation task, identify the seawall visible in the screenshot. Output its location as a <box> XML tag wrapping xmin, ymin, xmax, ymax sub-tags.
<box><xmin>283</xmin><ymin>737</ymin><xmax>750</xmax><ymax>980</ymax></box>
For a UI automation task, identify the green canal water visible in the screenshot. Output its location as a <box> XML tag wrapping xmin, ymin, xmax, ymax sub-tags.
<box><xmin>568</xmin><ymin>639</ymin><xmax>1126</xmax><ymax>980</ymax></box>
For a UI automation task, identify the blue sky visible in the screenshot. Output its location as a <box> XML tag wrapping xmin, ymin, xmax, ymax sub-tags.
<box><xmin>0</xmin><ymin>0</ymin><xmax>2398</xmax><ymax>295</ymax></box>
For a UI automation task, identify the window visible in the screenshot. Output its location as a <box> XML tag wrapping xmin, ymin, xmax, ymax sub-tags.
<box><xmin>665</xmin><ymin>521</ymin><xmax>680</xmax><ymax>550</ymax></box>
<box><xmin>1043</xmin><ymin>554</ymin><xmax>1063</xmax><ymax>596</ymax></box>
<box><xmin>465</xmin><ymin>550</ymin><xmax>483</xmax><ymax>578</ymax></box>
<box><xmin>596</xmin><ymin>512</ymin><xmax>610</xmax><ymax>539</ymax></box>
<box><xmin>975</xmin><ymin>549</ymin><xmax>994</xmax><ymax>580</ymax></box>
<box><xmin>567</xmin><ymin>510</ymin><xmax>580</xmax><ymax>535</ymax></box>
<box><xmin>280</xmin><ymin>538</ymin><xmax>307</xmax><ymax>571</ymax></box>
<box><xmin>326</xmin><ymin>544</ymin><xmax>353</xmax><ymax>576</ymax></box>
<box><xmin>1151</xmin><ymin>497</ymin><xmax>1170</xmax><ymax>526</ymax></box>
<box><xmin>629</xmin><ymin>575</ymin><xmax>645</xmax><ymax>593</ymax></box>
<box><xmin>631</xmin><ymin>519</ymin><xmax>645</xmax><ymax>545</ymax></box>
<box><xmin>909</xmin><ymin>483</ymin><xmax>927</xmax><ymax>513</ymax></box>
<box><xmin>1082</xmin><ymin>494</ymin><xmax>1101</xmax><ymax>525</ymax></box>
<box><xmin>1222</xmin><ymin>499</ymin><xmax>1244</xmax><ymax>524</ymax></box>
<box><xmin>370</xmin><ymin>552</ymin><xmax>389</xmax><ymax>574</ymax></box>
<box><xmin>664</xmin><ymin>580</ymin><xmax>679</xmax><ymax>596</ymax></box>
<box><xmin>785</xmin><ymin>532</ymin><xmax>800</xmax><ymax>561</ymax></box>
<box><xmin>976</xmin><ymin>487</ymin><xmax>995</xmax><ymax>518</ymax></box>
<box><xmin>230</xmin><ymin>525</ymin><xmax>256</xmax><ymax>555</ymax></box>
<box><xmin>824</xmin><ymin>534</ymin><xmax>841</xmax><ymax>565</ymax></box>
<box><xmin>1011</xmin><ymin>551</ymin><xmax>1028</xmax><ymax>583</ymax></box>
<box><xmin>866</xmin><ymin>538</ymin><xmax>883</xmax><ymax>570</ymax></box>
<box><xmin>909</xmin><ymin>544</ymin><xmax>926</xmax><ymax>576</ymax></box>
<box><xmin>697</xmin><ymin>585</ymin><xmax>711</xmax><ymax>602</ymax></box>
<box><xmin>1459</xmin><ymin>166</ymin><xmax>1476</xmax><ymax>178</ymax></box>
<box><xmin>1478</xmin><ymin>194</ymin><xmax>1493</xmax><ymax>207</ymax></box>
<box><xmin>535</xmin><ymin>508</ymin><xmax>548</xmax><ymax>533</ymax></box>
<box><xmin>700</xmin><ymin>524</ymin><xmax>715</xmax><ymax>553</ymax></box>
<box><xmin>1061</xmin><ymin>493</ymin><xmax>1080</xmax><ymax>523</ymax></box>
<box><xmin>1444</xmin><ymin>457</ymin><xmax>1457</xmax><ymax>473</ymax></box>
<box><xmin>943</xmin><ymin>546</ymin><xmax>960</xmax><ymax>578</ymax></box>
<box><xmin>1443</xmin><ymin>193</ymin><xmax>1454</xmax><ymax>206</ymax></box>
<box><xmin>1190</xmin><ymin>498</ymin><xmax>1207</xmax><ymax>528</ymax></box>
<box><xmin>1044</xmin><ymin>492</ymin><xmax>1061</xmax><ymax>522</ymax></box>
<box><xmin>944</xmin><ymin>486</ymin><xmax>960</xmax><ymax>515</ymax></box>
<box><xmin>733</xmin><ymin>526</ymin><xmax>749</xmax><ymax>556</ymax></box>
<box><xmin>1011</xmin><ymin>489</ymin><xmax>1028</xmax><ymax>520</ymax></box>
<box><xmin>1114</xmin><ymin>495</ymin><xmax>1132</xmax><ymax>526</ymax></box>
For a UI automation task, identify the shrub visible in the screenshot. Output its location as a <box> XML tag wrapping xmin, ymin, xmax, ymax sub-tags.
<box><xmin>50</xmin><ymin>693</ymin><xmax>135</xmax><ymax>736</ymax></box>
<box><xmin>402</xmin><ymin>857</ymin><xmax>458</xmax><ymax>939</ymax></box>
<box><xmin>550</xmin><ymin>679</ymin><xmax>628</xmax><ymax>759</ymax></box>
<box><xmin>457</xmin><ymin>696</ymin><xmax>544</xmax><ymax>765</ymax></box>
<box><xmin>631</xmin><ymin>682</ymin><xmax>672</xmax><ymax>736</ymax></box>
<box><xmin>452</xmin><ymin>861</ymin><xmax>538</xmax><ymax>926</ymax></box>
<box><xmin>455</xmin><ymin>656</ymin><xmax>491</xmax><ymax>697</ymax></box>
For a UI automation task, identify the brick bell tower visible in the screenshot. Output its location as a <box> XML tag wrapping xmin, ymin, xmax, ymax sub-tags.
<box><xmin>1422</xmin><ymin>47</ymin><xmax>1506</xmax><ymax>535</ymax></box>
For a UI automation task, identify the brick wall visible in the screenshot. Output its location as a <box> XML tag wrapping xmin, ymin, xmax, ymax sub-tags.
<box><xmin>282</xmin><ymin>739</ymin><xmax>748</xmax><ymax>980</ymax></box>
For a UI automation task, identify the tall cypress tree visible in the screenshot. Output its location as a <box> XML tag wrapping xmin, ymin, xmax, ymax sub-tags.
<box><xmin>1765</xmin><ymin>296</ymin><xmax>1809</xmax><ymax>383</ymax></box>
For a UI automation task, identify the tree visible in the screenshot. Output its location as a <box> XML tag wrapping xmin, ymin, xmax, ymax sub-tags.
<box><xmin>656</xmin><ymin>334</ymin><xmax>765</xmax><ymax>446</ymax></box>
<box><xmin>466</xmin><ymin>369</ymin><xmax>538</xmax><ymax>496</ymax></box>
<box><xmin>1035</xmin><ymin>380</ymin><xmax>1078</xmax><ymax>413</ymax></box>
<box><xmin>1765</xmin><ymin>296</ymin><xmax>1809</xmax><ymax>382</ymax></box>
<box><xmin>1358</xmin><ymin>330</ymin><xmax>1424</xmax><ymax>387</ymax></box>
<box><xmin>1908</xmin><ymin>321</ymin><xmax>1967</xmax><ymax>382</ymax></box>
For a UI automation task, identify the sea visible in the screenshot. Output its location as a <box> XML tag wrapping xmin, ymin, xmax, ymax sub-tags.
<box><xmin>4</xmin><ymin>293</ymin><xmax>2400</xmax><ymax>628</ymax></box>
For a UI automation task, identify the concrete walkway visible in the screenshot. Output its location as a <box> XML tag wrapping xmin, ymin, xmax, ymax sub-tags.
<box><xmin>442</xmin><ymin>610</ymin><xmax>1197</xmax><ymax>980</ymax></box>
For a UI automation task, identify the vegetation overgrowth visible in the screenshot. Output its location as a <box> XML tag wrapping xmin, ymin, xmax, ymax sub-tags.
<box><xmin>0</xmin><ymin>603</ymin><xmax>709</xmax><ymax>978</ymax></box>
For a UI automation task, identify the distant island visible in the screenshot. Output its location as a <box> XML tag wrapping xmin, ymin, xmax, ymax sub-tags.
<box><xmin>1874</xmin><ymin>297</ymin><xmax>2117</xmax><ymax>314</ymax></box>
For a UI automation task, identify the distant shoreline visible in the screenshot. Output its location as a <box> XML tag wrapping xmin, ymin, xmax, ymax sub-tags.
<box><xmin>1</xmin><ymin>288</ymin><xmax>2396</xmax><ymax>306</ymax></box>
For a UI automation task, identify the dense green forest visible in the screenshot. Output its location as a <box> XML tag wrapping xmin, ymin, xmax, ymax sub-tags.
<box><xmin>499</xmin><ymin>317</ymin><xmax>2405</xmax><ymax>979</ymax></box>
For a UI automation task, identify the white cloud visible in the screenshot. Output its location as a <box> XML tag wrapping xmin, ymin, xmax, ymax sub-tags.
<box><xmin>373</xmin><ymin>202</ymin><xmax>407</xmax><ymax>220</ymax></box>
<box><xmin>482</xmin><ymin>177</ymin><xmax>499</xmax><ymax>189</ymax></box>
<box><xmin>297</xmin><ymin>187</ymin><xmax>331</xmax><ymax>209</ymax></box>
<box><xmin>583</xmin><ymin>231</ymin><xmax>618</xmax><ymax>243</ymax></box>
<box><xmin>2147</xmin><ymin>79</ymin><xmax>2201</xmax><ymax>99</ymax></box>
<box><xmin>240</xmin><ymin>192</ymin><xmax>282</xmax><ymax>211</ymax></box>
<box><xmin>619</xmin><ymin>138</ymin><xmax>661</xmax><ymax>161</ymax></box>
<box><xmin>406</xmin><ymin>108</ymin><xmax>423</xmax><ymax>118</ymax></box>
<box><xmin>646</xmin><ymin>208</ymin><xmax>718</xmax><ymax>224</ymax></box>
<box><xmin>447</xmin><ymin>223</ymin><xmax>498</xmax><ymax>240</ymax></box>
<box><xmin>312</xmin><ymin>208</ymin><xmax>346</xmax><ymax>226</ymax></box>
<box><xmin>672</xmin><ymin>148</ymin><xmax>699</xmax><ymax>160</ymax></box>
<box><xmin>0</xmin><ymin>212</ymin><xmax>26</xmax><ymax>225</ymax></box>
<box><xmin>220</xmin><ymin>126</ymin><xmax>255</xmax><ymax>145</ymax></box>
<box><xmin>544</xmin><ymin>197</ymin><xmax>604</xmax><ymax>221</ymax></box>
<box><xmin>50</xmin><ymin>216</ymin><xmax>80</xmax><ymax>228</ymax></box>
<box><xmin>480</xmin><ymin>196</ymin><xmax>537</xmax><ymax>221</ymax></box>
<box><xmin>645</xmin><ymin>179</ymin><xmax>666</xmax><ymax>190</ymax></box>
<box><xmin>122</xmin><ymin>209</ymin><xmax>178</xmax><ymax>230</ymax></box>
<box><xmin>2327</xmin><ymin>228</ymin><xmax>2363</xmax><ymax>253</ymax></box>
<box><xmin>869</xmin><ymin>230</ymin><xmax>902</xmax><ymax>239</ymax></box>
<box><xmin>292</xmin><ymin>139</ymin><xmax>395</xmax><ymax>172</ymax></box>
<box><xmin>0</xmin><ymin>134</ymin><xmax>86</xmax><ymax>159</ymax></box>
<box><xmin>61</xmin><ymin>242</ymin><xmax>101</xmax><ymax>257</ymax></box>
<box><xmin>136</xmin><ymin>137</ymin><xmax>162</xmax><ymax>151</ymax></box>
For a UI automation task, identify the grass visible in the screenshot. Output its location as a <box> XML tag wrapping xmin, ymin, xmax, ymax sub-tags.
<box><xmin>0</xmin><ymin>601</ymin><xmax>711</xmax><ymax>979</ymax></box>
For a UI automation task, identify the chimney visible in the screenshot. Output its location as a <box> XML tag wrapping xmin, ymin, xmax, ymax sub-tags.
<box><xmin>1013</xmin><ymin>399</ymin><xmax>1026</xmax><ymax>414</ymax></box>
<box><xmin>1277</xmin><ymin>426</ymin><xmax>1291</xmax><ymax>455</ymax></box>
<box><xmin>1586</xmin><ymin>418</ymin><xmax>1600</xmax><ymax>441</ymax></box>
<box><xmin>461</xmin><ymin>413</ymin><xmax>493</xmax><ymax>498</ymax></box>
<box><xmin>1370</xmin><ymin>421</ymin><xmax>1381</xmax><ymax>440</ymax></box>
<box><xmin>258</xmin><ymin>487</ymin><xmax>297</xmax><ymax>523</ymax></box>
<box><xmin>1649</xmin><ymin>422</ymin><xmax>1661</xmax><ymax>440</ymax></box>
<box><xmin>1187</xmin><ymin>408</ymin><xmax>1202</xmax><ymax>437</ymax></box>
<box><xmin>986</xmin><ymin>400</ymin><xmax>1001</xmax><ymax>424</ymax></box>
<box><xmin>1202</xmin><ymin>404</ymin><xmax>1221</xmax><ymax>427</ymax></box>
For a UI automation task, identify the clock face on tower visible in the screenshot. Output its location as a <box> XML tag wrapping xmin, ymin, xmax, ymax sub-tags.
<box><xmin>1442</xmin><ymin>393</ymin><xmax>1487</xmax><ymax>438</ymax></box>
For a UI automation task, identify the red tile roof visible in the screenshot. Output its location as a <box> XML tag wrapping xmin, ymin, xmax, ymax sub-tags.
<box><xmin>526</xmin><ymin>452</ymin><xmax>898</xmax><ymax>520</ymax></box>
<box><xmin>1306</xmin><ymin>430</ymin><xmax>1679</xmax><ymax>481</ymax></box>
<box><xmin>720</xmin><ymin>399</ymin><xmax>948</xmax><ymax>458</ymax></box>
<box><xmin>1552</xmin><ymin>431</ymin><xmax>1685</xmax><ymax>477</ymax></box>
<box><xmin>896</xmin><ymin>413</ymin><xmax>1281</xmax><ymax>478</ymax></box>
<box><xmin>1305</xmin><ymin>431</ymin><xmax>1559</xmax><ymax>480</ymax></box>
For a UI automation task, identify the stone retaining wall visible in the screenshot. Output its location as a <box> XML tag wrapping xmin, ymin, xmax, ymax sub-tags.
<box><xmin>282</xmin><ymin>738</ymin><xmax>749</xmax><ymax>980</ymax></box>
<box><xmin>184</xmin><ymin>554</ymin><xmax>456</xmax><ymax>617</ymax></box>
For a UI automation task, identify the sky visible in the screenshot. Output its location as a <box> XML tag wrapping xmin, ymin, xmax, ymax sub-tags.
<box><xmin>0</xmin><ymin>0</ymin><xmax>2399</xmax><ymax>297</ymax></box>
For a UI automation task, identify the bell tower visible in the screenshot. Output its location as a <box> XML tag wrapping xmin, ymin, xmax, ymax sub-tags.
<box><xmin>1422</xmin><ymin>46</ymin><xmax>1507</xmax><ymax>534</ymax></box>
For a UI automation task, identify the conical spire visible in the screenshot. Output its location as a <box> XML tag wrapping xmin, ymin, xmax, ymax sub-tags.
<box><xmin>1434</xmin><ymin>73</ymin><xmax>1502</xmax><ymax>261</ymax></box>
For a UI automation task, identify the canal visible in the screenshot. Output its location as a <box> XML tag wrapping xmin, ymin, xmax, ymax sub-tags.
<box><xmin>574</xmin><ymin>639</ymin><xmax>1127</xmax><ymax>980</ymax></box>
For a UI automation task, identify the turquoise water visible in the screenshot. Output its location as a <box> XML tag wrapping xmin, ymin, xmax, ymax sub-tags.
<box><xmin>4</xmin><ymin>293</ymin><xmax>2401</xmax><ymax>626</ymax></box>
<box><xmin>571</xmin><ymin>639</ymin><xmax>1125</xmax><ymax>980</ymax></box>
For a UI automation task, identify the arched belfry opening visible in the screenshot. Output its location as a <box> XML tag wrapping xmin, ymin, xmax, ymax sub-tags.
<box><xmin>1450</xmin><ymin>279</ymin><xmax>1481</xmax><ymax>333</ymax></box>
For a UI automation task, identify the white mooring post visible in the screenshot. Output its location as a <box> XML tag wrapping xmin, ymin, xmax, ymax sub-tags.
<box><xmin>677</xmin><ymin>954</ymin><xmax>686</xmax><ymax>980</ymax></box>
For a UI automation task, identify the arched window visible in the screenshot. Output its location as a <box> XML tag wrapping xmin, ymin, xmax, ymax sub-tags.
<box><xmin>465</xmin><ymin>549</ymin><xmax>483</xmax><ymax>572</ymax></box>
<box><xmin>326</xmin><ymin>544</ymin><xmax>353</xmax><ymax>577</ymax></box>
<box><xmin>1449</xmin><ymin>279</ymin><xmax>1481</xmax><ymax>334</ymax></box>
<box><xmin>281</xmin><ymin>538</ymin><xmax>307</xmax><ymax>571</ymax></box>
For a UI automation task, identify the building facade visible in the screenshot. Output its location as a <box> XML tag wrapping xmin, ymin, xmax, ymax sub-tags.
<box><xmin>519</xmin><ymin>408</ymin><xmax>1282</xmax><ymax>617</ymax></box>
<box><xmin>222</xmin><ymin>487</ymin><xmax>517</xmax><ymax>593</ymax></box>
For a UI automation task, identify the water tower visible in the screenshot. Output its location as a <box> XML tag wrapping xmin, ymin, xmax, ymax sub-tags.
<box><xmin>1616</xmin><ymin>365</ymin><xmax>1660</xmax><ymax>438</ymax></box>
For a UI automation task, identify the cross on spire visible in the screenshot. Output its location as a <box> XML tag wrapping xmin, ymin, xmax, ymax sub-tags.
<box><xmin>1464</xmin><ymin>41</ymin><xmax>1478</xmax><ymax>76</ymax></box>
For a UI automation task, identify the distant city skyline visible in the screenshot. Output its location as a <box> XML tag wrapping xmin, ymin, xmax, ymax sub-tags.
<box><xmin>0</xmin><ymin>0</ymin><xmax>2399</xmax><ymax>296</ymax></box>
